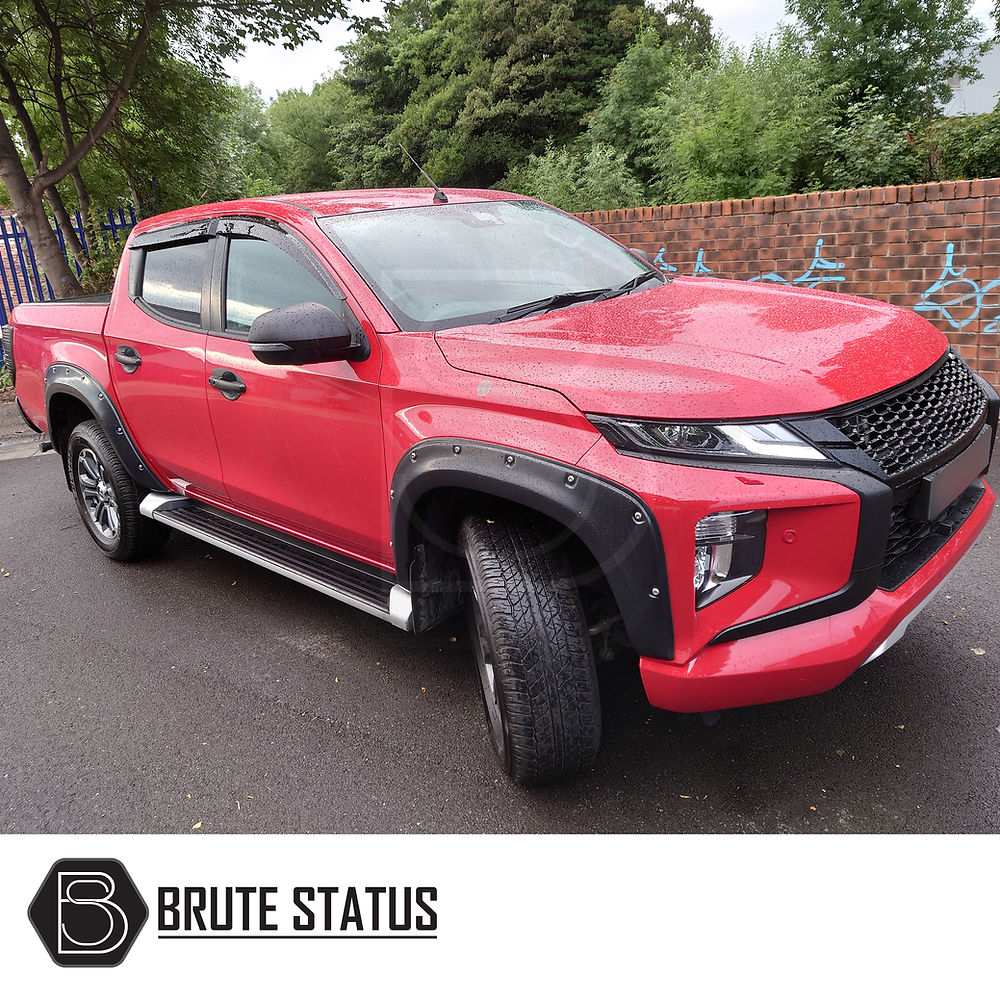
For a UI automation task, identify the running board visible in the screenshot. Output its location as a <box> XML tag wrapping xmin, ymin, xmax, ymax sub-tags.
<box><xmin>140</xmin><ymin>493</ymin><xmax>412</xmax><ymax>631</ymax></box>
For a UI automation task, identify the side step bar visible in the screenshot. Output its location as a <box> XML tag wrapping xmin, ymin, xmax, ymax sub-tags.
<box><xmin>140</xmin><ymin>493</ymin><xmax>412</xmax><ymax>631</ymax></box>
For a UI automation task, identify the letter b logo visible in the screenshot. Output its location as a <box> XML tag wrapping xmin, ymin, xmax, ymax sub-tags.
<box><xmin>29</xmin><ymin>859</ymin><xmax>148</xmax><ymax>966</ymax></box>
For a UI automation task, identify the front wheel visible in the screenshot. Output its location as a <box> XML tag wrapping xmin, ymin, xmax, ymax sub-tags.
<box><xmin>67</xmin><ymin>419</ymin><xmax>170</xmax><ymax>561</ymax></box>
<box><xmin>460</xmin><ymin>512</ymin><xmax>601</xmax><ymax>785</ymax></box>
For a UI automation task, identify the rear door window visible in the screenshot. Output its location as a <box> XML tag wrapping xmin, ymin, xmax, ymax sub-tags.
<box><xmin>140</xmin><ymin>240</ymin><xmax>208</xmax><ymax>326</ymax></box>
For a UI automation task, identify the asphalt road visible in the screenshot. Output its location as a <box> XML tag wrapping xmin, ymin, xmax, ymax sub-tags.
<box><xmin>2</xmin><ymin>447</ymin><xmax>998</xmax><ymax>834</ymax></box>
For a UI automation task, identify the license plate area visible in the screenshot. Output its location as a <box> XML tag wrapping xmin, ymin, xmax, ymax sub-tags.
<box><xmin>909</xmin><ymin>427</ymin><xmax>991</xmax><ymax>522</ymax></box>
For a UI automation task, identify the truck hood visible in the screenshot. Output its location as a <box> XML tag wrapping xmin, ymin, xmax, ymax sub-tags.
<box><xmin>434</xmin><ymin>277</ymin><xmax>948</xmax><ymax>420</ymax></box>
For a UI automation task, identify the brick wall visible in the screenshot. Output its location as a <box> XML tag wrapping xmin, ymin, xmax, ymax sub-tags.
<box><xmin>580</xmin><ymin>179</ymin><xmax>1000</xmax><ymax>387</ymax></box>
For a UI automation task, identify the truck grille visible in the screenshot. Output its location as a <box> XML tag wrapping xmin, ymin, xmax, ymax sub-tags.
<box><xmin>830</xmin><ymin>353</ymin><xmax>987</xmax><ymax>482</ymax></box>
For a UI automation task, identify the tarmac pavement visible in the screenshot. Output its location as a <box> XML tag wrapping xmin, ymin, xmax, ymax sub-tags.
<box><xmin>1</xmin><ymin>430</ymin><xmax>998</xmax><ymax>834</ymax></box>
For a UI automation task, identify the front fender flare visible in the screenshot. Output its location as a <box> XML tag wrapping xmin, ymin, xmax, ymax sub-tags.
<box><xmin>391</xmin><ymin>438</ymin><xmax>674</xmax><ymax>660</ymax></box>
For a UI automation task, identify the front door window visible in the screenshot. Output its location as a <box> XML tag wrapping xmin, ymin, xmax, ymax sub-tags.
<box><xmin>225</xmin><ymin>237</ymin><xmax>343</xmax><ymax>334</ymax></box>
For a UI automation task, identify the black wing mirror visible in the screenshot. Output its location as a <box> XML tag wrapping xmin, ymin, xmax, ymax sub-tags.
<box><xmin>630</xmin><ymin>248</ymin><xmax>654</xmax><ymax>264</ymax></box>
<box><xmin>249</xmin><ymin>301</ymin><xmax>362</xmax><ymax>365</ymax></box>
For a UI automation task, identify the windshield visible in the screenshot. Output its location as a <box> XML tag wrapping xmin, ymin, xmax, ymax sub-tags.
<box><xmin>318</xmin><ymin>199</ymin><xmax>661</xmax><ymax>330</ymax></box>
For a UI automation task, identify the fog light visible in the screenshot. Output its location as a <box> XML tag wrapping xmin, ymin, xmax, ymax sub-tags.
<box><xmin>694</xmin><ymin>510</ymin><xmax>767</xmax><ymax>607</ymax></box>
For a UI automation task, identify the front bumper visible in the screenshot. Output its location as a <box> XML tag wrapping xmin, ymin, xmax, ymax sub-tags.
<box><xmin>638</xmin><ymin>479</ymin><xmax>994</xmax><ymax>713</ymax></box>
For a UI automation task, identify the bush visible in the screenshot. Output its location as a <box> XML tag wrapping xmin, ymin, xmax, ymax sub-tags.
<box><xmin>78</xmin><ymin>212</ymin><xmax>126</xmax><ymax>295</ymax></box>
<box><xmin>642</xmin><ymin>32</ymin><xmax>837</xmax><ymax>203</ymax></box>
<box><xmin>930</xmin><ymin>110</ymin><xmax>1000</xmax><ymax>181</ymax></box>
<box><xmin>504</xmin><ymin>142</ymin><xmax>647</xmax><ymax>213</ymax></box>
<box><xmin>815</xmin><ymin>94</ymin><xmax>926</xmax><ymax>191</ymax></box>
<box><xmin>587</xmin><ymin>27</ymin><xmax>688</xmax><ymax>185</ymax></box>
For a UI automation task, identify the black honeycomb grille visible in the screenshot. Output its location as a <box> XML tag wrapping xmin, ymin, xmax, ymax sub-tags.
<box><xmin>879</xmin><ymin>481</ymin><xmax>985</xmax><ymax>590</ymax></box>
<box><xmin>831</xmin><ymin>353</ymin><xmax>987</xmax><ymax>481</ymax></box>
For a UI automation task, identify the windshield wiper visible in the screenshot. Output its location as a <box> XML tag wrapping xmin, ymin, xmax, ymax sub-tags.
<box><xmin>591</xmin><ymin>269</ymin><xmax>664</xmax><ymax>302</ymax></box>
<box><xmin>490</xmin><ymin>271</ymin><xmax>664</xmax><ymax>324</ymax></box>
<box><xmin>491</xmin><ymin>288</ymin><xmax>609</xmax><ymax>323</ymax></box>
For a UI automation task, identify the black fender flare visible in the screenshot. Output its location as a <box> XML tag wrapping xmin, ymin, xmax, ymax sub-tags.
<box><xmin>44</xmin><ymin>362</ymin><xmax>167</xmax><ymax>493</ymax></box>
<box><xmin>390</xmin><ymin>438</ymin><xmax>674</xmax><ymax>660</ymax></box>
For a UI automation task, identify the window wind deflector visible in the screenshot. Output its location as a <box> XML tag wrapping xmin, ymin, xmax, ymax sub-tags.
<box><xmin>130</xmin><ymin>220</ymin><xmax>211</xmax><ymax>249</ymax></box>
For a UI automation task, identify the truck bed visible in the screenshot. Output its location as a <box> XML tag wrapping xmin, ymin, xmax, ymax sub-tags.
<box><xmin>43</xmin><ymin>293</ymin><xmax>112</xmax><ymax>305</ymax></box>
<box><xmin>10</xmin><ymin>296</ymin><xmax>112</xmax><ymax>433</ymax></box>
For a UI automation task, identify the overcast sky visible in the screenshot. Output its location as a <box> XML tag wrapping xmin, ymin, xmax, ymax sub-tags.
<box><xmin>225</xmin><ymin>0</ymin><xmax>997</xmax><ymax>101</ymax></box>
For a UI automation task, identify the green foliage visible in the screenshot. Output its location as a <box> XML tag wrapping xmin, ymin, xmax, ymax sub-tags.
<box><xmin>814</xmin><ymin>95</ymin><xmax>926</xmax><ymax>191</ymax></box>
<box><xmin>588</xmin><ymin>28</ymin><xmax>696</xmax><ymax>184</ymax></box>
<box><xmin>267</xmin><ymin>0</ymin><xmax>664</xmax><ymax>191</ymax></box>
<box><xmin>607</xmin><ymin>0</ymin><xmax>713</xmax><ymax>56</ymax></box>
<box><xmin>267</xmin><ymin>78</ymin><xmax>358</xmax><ymax>191</ymax></box>
<box><xmin>0</xmin><ymin>0</ymin><xmax>355</xmax><ymax>295</ymax></box>
<box><xmin>253</xmin><ymin>0</ymin><xmax>1000</xmax><ymax>207</ymax></box>
<box><xmin>78</xmin><ymin>210</ymin><xmax>125</xmax><ymax>294</ymax></box>
<box><xmin>0</xmin><ymin>362</ymin><xmax>12</xmax><ymax>391</ymax></box>
<box><xmin>504</xmin><ymin>142</ymin><xmax>646</xmax><ymax>211</ymax></box>
<box><xmin>642</xmin><ymin>33</ymin><xmax>837</xmax><ymax>203</ymax></box>
<box><xmin>787</xmin><ymin>0</ymin><xmax>987</xmax><ymax>119</ymax></box>
<box><xmin>930</xmin><ymin>110</ymin><xmax>1000</xmax><ymax>181</ymax></box>
<box><xmin>98</xmin><ymin>65</ymin><xmax>277</xmax><ymax>212</ymax></box>
<box><xmin>6</xmin><ymin>0</ymin><xmax>999</xmax><ymax>230</ymax></box>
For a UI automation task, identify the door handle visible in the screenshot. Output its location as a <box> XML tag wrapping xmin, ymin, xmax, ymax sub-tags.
<box><xmin>208</xmin><ymin>368</ymin><xmax>246</xmax><ymax>400</ymax></box>
<box><xmin>114</xmin><ymin>345</ymin><xmax>141</xmax><ymax>374</ymax></box>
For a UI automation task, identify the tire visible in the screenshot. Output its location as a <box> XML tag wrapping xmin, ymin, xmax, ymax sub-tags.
<box><xmin>460</xmin><ymin>512</ymin><xmax>601</xmax><ymax>785</ymax></box>
<box><xmin>67</xmin><ymin>419</ymin><xmax>170</xmax><ymax>561</ymax></box>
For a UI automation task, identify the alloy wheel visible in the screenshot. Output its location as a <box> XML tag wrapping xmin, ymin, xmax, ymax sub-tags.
<box><xmin>76</xmin><ymin>446</ymin><xmax>120</xmax><ymax>540</ymax></box>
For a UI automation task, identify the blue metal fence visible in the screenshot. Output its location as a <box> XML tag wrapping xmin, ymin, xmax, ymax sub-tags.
<box><xmin>0</xmin><ymin>205</ymin><xmax>138</xmax><ymax>331</ymax></box>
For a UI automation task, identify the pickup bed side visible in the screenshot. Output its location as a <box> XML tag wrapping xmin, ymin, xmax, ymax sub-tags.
<box><xmin>8</xmin><ymin>295</ymin><xmax>165</xmax><ymax>492</ymax></box>
<box><xmin>12</xmin><ymin>298</ymin><xmax>111</xmax><ymax>432</ymax></box>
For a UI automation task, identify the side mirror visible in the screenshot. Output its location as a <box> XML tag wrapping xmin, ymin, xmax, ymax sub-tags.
<box><xmin>249</xmin><ymin>301</ymin><xmax>359</xmax><ymax>365</ymax></box>
<box><xmin>630</xmin><ymin>248</ymin><xmax>654</xmax><ymax>264</ymax></box>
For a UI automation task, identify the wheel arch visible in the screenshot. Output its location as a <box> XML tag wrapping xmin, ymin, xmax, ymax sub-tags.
<box><xmin>45</xmin><ymin>363</ymin><xmax>167</xmax><ymax>493</ymax></box>
<box><xmin>390</xmin><ymin>439</ymin><xmax>674</xmax><ymax>659</ymax></box>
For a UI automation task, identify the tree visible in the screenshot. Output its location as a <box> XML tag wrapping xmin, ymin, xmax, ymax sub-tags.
<box><xmin>588</xmin><ymin>17</ymin><xmax>716</xmax><ymax>185</ymax></box>
<box><xmin>20</xmin><ymin>55</ymin><xmax>276</xmax><ymax>218</ymax></box>
<box><xmin>0</xmin><ymin>0</ymin><xmax>352</xmax><ymax>297</ymax></box>
<box><xmin>787</xmin><ymin>0</ymin><xmax>987</xmax><ymax>119</ymax></box>
<box><xmin>267</xmin><ymin>79</ymin><xmax>356</xmax><ymax>192</ymax></box>
<box><xmin>321</xmin><ymin>0</ymin><xmax>659</xmax><ymax>190</ymax></box>
<box><xmin>607</xmin><ymin>0</ymin><xmax>712</xmax><ymax>57</ymax></box>
<box><xmin>259</xmin><ymin>0</ymin><xmax>698</xmax><ymax>195</ymax></box>
<box><xmin>88</xmin><ymin>62</ymin><xmax>274</xmax><ymax>212</ymax></box>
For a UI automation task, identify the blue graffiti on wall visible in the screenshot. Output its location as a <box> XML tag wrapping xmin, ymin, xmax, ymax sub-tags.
<box><xmin>654</xmin><ymin>239</ymin><xmax>845</xmax><ymax>287</ymax></box>
<box><xmin>748</xmin><ymin>239</ymin><xmax>846</xmax><ymax>288</ymax></box>
<box><xmin>651</xmin><ymin>238</ymin><xmax>998</xmax><ymax>333</ymax></box>
<box><xmin>654</xmin><ymin>247</ymin><xmax>715</xmax><ymax>276</ymax></box>
<box><xmin>914</xmin><ymin>242</ymin><xmax>1000</xmax><ymax>333</ymax></box>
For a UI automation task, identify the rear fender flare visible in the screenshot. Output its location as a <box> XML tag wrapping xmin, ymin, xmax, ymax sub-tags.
<box><xmin>44</xmin><ymin>362</ymin><xmax>167</xmax><ymax>493</ymax></box>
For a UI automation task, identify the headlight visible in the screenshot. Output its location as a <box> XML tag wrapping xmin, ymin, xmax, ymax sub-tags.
<box><xmin>589</xmin><ymin>416</ymin><xmax>829</xmax><ymax>463</ymax></box>
<box><xmin>694</xmin><ymin>510</ymin><xmax>767</xmax><ymax>607</ymax></box>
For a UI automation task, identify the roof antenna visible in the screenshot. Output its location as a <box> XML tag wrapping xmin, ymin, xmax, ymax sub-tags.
<box><xmin>399</xmin><ymin>144</ymin><xmax>448</xmax><ymax>203</ymax></box>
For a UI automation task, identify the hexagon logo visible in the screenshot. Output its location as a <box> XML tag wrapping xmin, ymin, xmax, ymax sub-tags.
<box><xmin>28</xmin><ymin>858</ymin><xmax>148</xmax><ymax>967</ymax></box>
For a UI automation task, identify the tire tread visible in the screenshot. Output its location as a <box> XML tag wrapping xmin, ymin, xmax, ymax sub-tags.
<box><xmin>461</xmin><ymin>513</ymin><xmax>600</xmax><ymax>784</ymax></box>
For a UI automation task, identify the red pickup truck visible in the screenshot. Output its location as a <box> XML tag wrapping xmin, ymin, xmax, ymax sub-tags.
<box><xmin>5</xmin><ymin>189</ymin><xmax>997</xmax><ymax>784</ymax></box>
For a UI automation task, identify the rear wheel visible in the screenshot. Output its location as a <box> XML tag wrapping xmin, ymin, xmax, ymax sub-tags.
<box><xmin>67</xmin><ymin>420</ymin><xmax>170</xmax><ymax>561</ymax></box>
<box><xmin>460</xmin><ymin>512</ymin><xmax>601</xmax><ymax>785</ymax></box>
